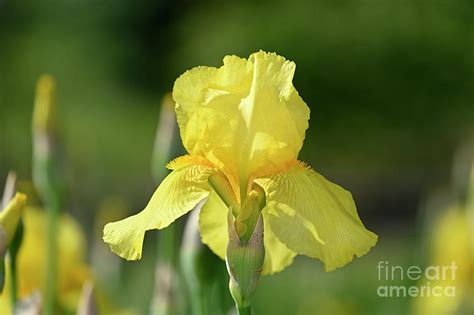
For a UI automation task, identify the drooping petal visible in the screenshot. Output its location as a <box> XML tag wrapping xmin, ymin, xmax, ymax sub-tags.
<box><xmin>103</xmin><ymin>156</ymin><xmax>214</xmax><ymax>260</ymax></box>
<box><xmin>261</xmin><ymin>216</ymin><xmax>296</xmax><ymax>275</ymax></box>
<box><xmin>199</xmin><ymin>190</ymin><xmax>296</xmax><ymax>275</ymax></box>
<box><xmin>198</xmin><ymin>190</ymin><xmax>228</xmax><ymax>260</ymax></box>
<box><xmin>172</xmin><ymin>52</ymin><xmax>310</xmax><ymax>198</ymax></box>
<box><xmin>255</xmin><ymin>162</ymin><xmax>378</xmax><ymax>271</ymax></box>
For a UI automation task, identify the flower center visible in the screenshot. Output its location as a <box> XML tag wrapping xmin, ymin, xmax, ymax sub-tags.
<box><xmin>208</xmin><ymin>172</ymin><xmax>266</xmax><ymax>244</ymax></box>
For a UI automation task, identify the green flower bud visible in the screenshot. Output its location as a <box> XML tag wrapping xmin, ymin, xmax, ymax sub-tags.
<box><xmin>0</xmin><ymin>193</ymin><xmax>27</xmax><ymax>246</ymax></box>
<box><xmin>226</xmin><ymin>213</ymin><xmax>264</xmax><ymax>312</ymax></box>
<box><xmin>32</xmin><ymin>75</ymin><xmax>56</xmax><ymax>136</ymax></box>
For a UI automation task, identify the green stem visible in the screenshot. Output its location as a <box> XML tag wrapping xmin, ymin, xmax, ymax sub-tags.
<box><xmin>149</xmin><ymin>93</ymin><xmax>181</xmax><ymax>315</ymax></box>
<box><xmin>189</xmin><ymin>287</ymin><xmax>208</xmax><ymax>315</ymax></box>
<box><xmin>32</xmin><ymin>75</ymin><xmax>62</xmax><ymax>315</ymax></box>
<box><xmin>237</xmin><ymin>305</ymin><xmax>251</xmax><ymax>315</ymax></box>
<box><xmin>150</xmin><ymin>219</ymin><xmax>177</xmax><ymax>315</ymax></box>
<box><xmin>44</xmin><ymin>194</ymin><xmax>60</xmax><ymax>315</ymax></box>
<box><xmin>9</xmin><ymin>255</ymin><xmax>17</xmax><ymax>308</ymax></box>
<box><xmin>8</xmin><ymin>218</ymin><xmax>24</xmax><ymax>311</ymax></box>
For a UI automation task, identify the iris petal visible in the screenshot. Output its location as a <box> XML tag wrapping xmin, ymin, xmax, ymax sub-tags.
<box><xmin>198</xmin><ymin>190</ymin><xmax>228</xmax><ymax>260</ymax></box>
<box><xmin>103</xmin><ymin>156</ymin><xmax>213</xmax><ymax>260</ymax></box>
<box><xmin>261</xmin><ymin>215</ymin><xmax>296</xmax><ymax>275</ymax></box>
<box><xmin>255</xmin><ymin>162</ymin><xmax>378</xmax><ymax>271</ymax></box>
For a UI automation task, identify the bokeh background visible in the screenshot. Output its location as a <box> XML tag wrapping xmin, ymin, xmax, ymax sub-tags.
<box><xmin>0</xmin><ymin>0</ymin><xmax>473</xmax><ymax>314</ymax></box>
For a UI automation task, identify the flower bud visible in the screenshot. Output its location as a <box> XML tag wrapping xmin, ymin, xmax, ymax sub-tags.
<box><xmin>32</xmin><ymin>75</ymin><xmax>56</xmax><ymax>136</ymax></box>
<box><xmin>208</xmin><ymin>172</ymin><xmax>239</xmax><ymax>213</ymax></box>
<box><xmin>226</xmin><ymin>213</ymin><xmax>264</xmax><ymax>311</ymax></box>
<box><xmin>0</xmin><ymin>193</ymin><xmax>27</xmax><ymax>246</ymax></box>
<box><xmin>235</xmin><ymin>184</ymin><xmax>265</xmax><ymax>244</ymax></box>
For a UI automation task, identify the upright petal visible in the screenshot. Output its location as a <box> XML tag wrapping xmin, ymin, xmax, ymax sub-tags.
<box><xmin>240</xmin><ymin>51</ymin><xmax>310</xmax><ymax>179</ymax></box>
<box><xmin>255</xmin><ymin>162</ymin><xmax>378</xmax><ymax>271</ymax></box>
<box><xmin>103</xmin><ymin>156</ymin><xmax>214</xmax><ymax>260</ymax></box>
<box><xmin>172</xmin><ymin>66</ymin><xmax>218</xmax><ymax>144</ymax></box>
<box><xmin>199</xmin><ymin>190</ymin><xmax>296</xmax><ymax>275</ymax></box>
<box><xmin>172</xmin><ymin>52</ymin><xmax>310</xmax><ymax>197</ymax></box>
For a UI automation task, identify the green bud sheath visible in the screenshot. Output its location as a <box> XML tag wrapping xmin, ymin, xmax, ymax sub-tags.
<box><xmin>32</xmin><ymin>74</ymin><xmax>63</xmax><ymax>315</ymax></box>
<box><xmin>226</xmin><ymin>213</ymin><xmax>264</xmax><ymax>311</ymax></box>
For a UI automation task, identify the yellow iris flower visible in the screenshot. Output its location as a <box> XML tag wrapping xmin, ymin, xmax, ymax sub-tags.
<box><xmin>0</xmin><ymin>207</ymin><xmax>90</xmax><ymax>314</ymax></box>
<box><xmin>413</xmin><ymin>205</ymin><xmax>473</xmax><ymax>314</ymax></box>
<box><xmin>103</xmin><ymin>51</ymin><xmax>377</xmax><ymax>274</ymax></box>
<box><xmin>413</xmin><ymin>162</ymin><xmax>474</xmax><ymax>314</ymax></box>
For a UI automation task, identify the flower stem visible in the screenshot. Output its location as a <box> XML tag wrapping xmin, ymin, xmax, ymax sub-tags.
<box><xmin>237</xmin><ymin>305</ymin><xmax>251</xmax><ymax>315</ymax></box>
<box><xmin>32</xmin><ymin>75</ymin><xmax>63</xmax><ymax>315</ymax></box>
<box><xmin>150</xmin><ymin>94</ymin><xmax>181</xmax><ymax>315</ymax></box>
<box><xmin>150</xmin><ymin>225</ymin><xmax>177</xmax><ymax>315</ymax></box>
<box><xmin>7</xmin><ymin>218</ymin><xmax>24</xmax><ymax>311</ymax></box>
<box><xmin>8</xmin><ymin>255</ymin><xmax>17</xmax><ymax>307</ymax></box>
<box><xmin>45</xmin><ymin>195</ymin><xmax>60</xmax><ymax>315</ymax></box>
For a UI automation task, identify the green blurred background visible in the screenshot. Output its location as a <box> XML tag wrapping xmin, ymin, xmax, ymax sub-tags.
<box><xmin>0</xmin><ymin>0</ymin><xmax>473</xmax><ymax>314</ymax></box>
